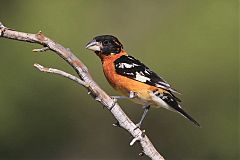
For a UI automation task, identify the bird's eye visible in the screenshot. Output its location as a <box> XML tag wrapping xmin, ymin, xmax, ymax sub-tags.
<box><xmin>103</xmin><ymin>40</ymin><xmax>110</xmax><ymax>45</ymax></box>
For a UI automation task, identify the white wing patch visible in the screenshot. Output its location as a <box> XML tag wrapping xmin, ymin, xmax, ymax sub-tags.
<box><xmin>118</xmin><ymin>63</ymin><xmax>140</xmax><ymax>69</ymax></box>
<box><xmin>135</xmin><ymin>72</ymin><xmax>150</xmax><ymax>82</ymax></box>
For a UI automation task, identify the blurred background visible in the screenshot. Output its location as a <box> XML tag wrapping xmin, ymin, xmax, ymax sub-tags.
<box><xmin>0</xmin><ymin>0</ymin><xmax>238</xmax><ymax>160</ymax></box>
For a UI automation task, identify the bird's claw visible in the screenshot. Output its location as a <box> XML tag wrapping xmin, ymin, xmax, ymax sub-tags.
<box><xmin>134</xmin><ymin>123</ymin><xmax>141</xmax><ymax>130</ymax></box>
<box><xmin>109</xmin><ymin>98</ymin><xmax>117</xmax><ymax>110</ymax></box>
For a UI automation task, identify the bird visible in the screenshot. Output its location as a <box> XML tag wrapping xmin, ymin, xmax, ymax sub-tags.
<box><xmin>85</xmin><ymin>35</ymin><xmax>200</xmax><ymax>128</ymax></box>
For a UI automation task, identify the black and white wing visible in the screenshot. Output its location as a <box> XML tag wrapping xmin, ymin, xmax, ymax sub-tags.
<box><xmin>114</xmin><ymin>55</ymin><xmax>180</xmax><ymax>94</ymax></box>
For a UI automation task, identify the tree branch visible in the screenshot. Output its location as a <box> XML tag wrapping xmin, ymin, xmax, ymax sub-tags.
<box><xmin>33</xmin><ymin>63</ymin><xmax>89</xmax><ymax>88</ymax></box>
<box><xmin>0</xmin><ymin>22</ymin><xmax>165</xmax><ymax>160</ymax></box>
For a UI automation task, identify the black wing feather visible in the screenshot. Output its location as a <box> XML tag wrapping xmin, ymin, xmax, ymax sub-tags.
<box><xmin>114</xmin><ymin>55</ymin><xmax>180</xmax><ymax>94</ymax></box>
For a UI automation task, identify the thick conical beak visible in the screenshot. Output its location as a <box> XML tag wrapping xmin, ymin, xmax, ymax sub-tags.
<box><xmin>85</xmin><ymin>39</ymin><xmax>101</xmax><ymax>52</ymax></box>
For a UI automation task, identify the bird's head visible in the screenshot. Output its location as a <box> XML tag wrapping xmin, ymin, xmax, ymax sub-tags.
<box><xmin>86</xmin><ymin>35</ymin><xmax>123</xmax><ymax>57</ymax></box>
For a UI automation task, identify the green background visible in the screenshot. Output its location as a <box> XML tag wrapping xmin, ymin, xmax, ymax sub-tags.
<box><xmin>0</xmin><ymin>0</ymin><xmax>238</xmax><ymax>159</ymax></box>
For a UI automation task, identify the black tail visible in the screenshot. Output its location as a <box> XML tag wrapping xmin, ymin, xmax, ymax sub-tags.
<box><xmin>174</xmin><ymin>105</ymin><xmax>200</xmax><ymax>127</ymax></box>
<box><xmin>160</xmin><ymin>92</ymin><xmax>200</xmax><ymax>127</ymax></box>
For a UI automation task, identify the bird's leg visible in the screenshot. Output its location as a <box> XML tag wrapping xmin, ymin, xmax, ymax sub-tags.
<box><xmin>135</xmin><ymin>105</ymin><xmax>150</xmax><ymax>129</ymax></box>
<box><xmin>110</xmin><ymin>91</ymin><xmax>137</xmax><ymax>110</ymax></box>
<box><xmin>111</xmin><ymin>95</ymin><xmax>128</xmax><ymax>99</ymax></box>
<box><xmin>111</xmin><ymin>91</ymin><xmax>137</xmax><ymax>100</ymax></box>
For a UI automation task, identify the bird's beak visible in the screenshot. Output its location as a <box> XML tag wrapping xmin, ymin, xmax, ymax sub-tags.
<box><xmin>85</xmin><ymin>39</ymin><xmax>101</xmax><ymax>52</ymax></box>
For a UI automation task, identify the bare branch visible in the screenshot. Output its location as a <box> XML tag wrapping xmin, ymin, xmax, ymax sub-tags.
<box><xmin>0</xmin><ymin>22</ymin><xmax>165</xmax><ymax>160</ymax></box>
<box><xmin>34</xmin><ymin>63</ymin><xmax>89</xmax><ymax>88</ymax></box>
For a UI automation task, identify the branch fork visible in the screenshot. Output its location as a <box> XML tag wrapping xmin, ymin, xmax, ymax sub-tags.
<box><xmin>0</xmin><ymin>22</ymin><xmax>165</xmax><ymax>160</ymax></box>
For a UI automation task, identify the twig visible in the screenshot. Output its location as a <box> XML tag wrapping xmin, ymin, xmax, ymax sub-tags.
<box><xmin>0</xmin><ymin>22</ymin><xmax>165</xmax><ymax>160</ymax></box>
<box><xmin>33</xmin><ymin>63</ymin><xmax>89</xmax><ymax>88</ymax></box>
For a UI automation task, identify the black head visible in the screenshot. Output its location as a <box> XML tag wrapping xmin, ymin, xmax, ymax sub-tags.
<box><xmin>86</xmin><ymin>35</ymin><xmax>123</xmax><ymax>55</ymax></box>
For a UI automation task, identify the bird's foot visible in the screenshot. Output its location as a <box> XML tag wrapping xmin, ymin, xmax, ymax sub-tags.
<box><xmin>134</xmin><ymin>122</ymin><xmax>142</xmax><ymax>130</ymax></box>
<box><xmin>109</xmin><ymin>97</ymin><xmax>117</xmax><ymax>110</ymax></box>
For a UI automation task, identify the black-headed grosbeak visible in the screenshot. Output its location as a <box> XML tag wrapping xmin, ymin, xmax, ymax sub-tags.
<box><xmin>86</xmin><ymin>35</ymin><xmax>200</xmax><ymax>128</ymax></box>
